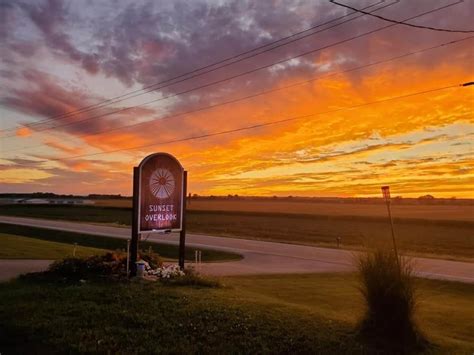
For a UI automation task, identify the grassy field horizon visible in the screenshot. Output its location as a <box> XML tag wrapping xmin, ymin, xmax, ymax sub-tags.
<box><xmin>90</xmin><ymin>197</ymin><xmax>474</xmax><ymax>222</ymax></box>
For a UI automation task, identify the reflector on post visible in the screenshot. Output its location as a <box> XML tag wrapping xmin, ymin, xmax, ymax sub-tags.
<box><xmin>380</xmin><ymin>185</ymin><xmax>399</xmax><ymax>265</ymax></box>
<box><xmin>381</xmin><ymin>185</ymin><xmax>391</xmax><ymax>201</ymax></box>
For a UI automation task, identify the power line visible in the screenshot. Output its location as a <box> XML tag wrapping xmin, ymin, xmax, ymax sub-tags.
<box><xmin>4</xmin><ymin>36</ymin><xmax>471</xmax><ymax>154</ymax></box>
<box><xmin>2</xmin><ymin>1</ymin><xmax>394</xmax><ymax>137</ymax></box>
<box><xmin>329</xmin><ymin>0</ymin><xmax>473</xmax><ymax>33</ymax></box>
<box><xmin>2</xmin><ymin>0</ymin><xmax>459</xmax><ymax>139</ymax></box>
<box><xmin>15</xmin><ymin>82</ymin><xmax>469</xmax><ymax>166</ymax></box>
<box><xmin>1</xmin><ymin>0</ymin><xmax>390</xmax><ymax>132</ymax></box>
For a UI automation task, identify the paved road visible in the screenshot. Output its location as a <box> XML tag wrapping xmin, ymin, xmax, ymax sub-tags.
<box><xmin>1</xmin><ymin>216</ymin><xmax>473</xmax><ymax>283</ymax></box>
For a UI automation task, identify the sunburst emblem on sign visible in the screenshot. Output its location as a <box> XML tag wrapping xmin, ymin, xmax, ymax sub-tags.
<box><xmin>149</xmin><ymin>168</ymin><xmax>175</xmax><ymax>199</ymax></box>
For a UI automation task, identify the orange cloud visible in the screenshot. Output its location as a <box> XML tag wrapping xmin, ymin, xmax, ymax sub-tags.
<box><xmin>70</xmin><ymin>161</ymin><xmax>92</xmax><ymax>172</ymax></box>
<box><xmin>45</xmin><ymin>140</ymin><xmax>83</xmax><ymax>155</ymax></box>
<box><xmin>0</xmin><ymin>167</ymin><xmax>53</xmax><ymax>183</ymax></box>
<box><xmin>16</xmin><ymin>127</ymin><xmax>32</xmax><ymax>137</ymax></box>
<box><xmin>5</xmin><ymin>37</ymin><xmax>473</xmax><ymax>198</ymax></box>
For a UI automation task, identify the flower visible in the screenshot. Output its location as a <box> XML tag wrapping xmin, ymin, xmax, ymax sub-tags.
<box><xmin>147</xmin><ymin>264</ymin><xmax>185</xmax><ymax>279</ymax></box>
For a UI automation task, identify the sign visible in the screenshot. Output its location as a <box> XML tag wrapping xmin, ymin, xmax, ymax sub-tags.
<box><xmin>129</xmin><ymin>152</ymin><xmax>187</xmax><ymax>276</ymax></box>
<box><xmin>138</xmin><ymin>153</ymin><xmax>184</xmax><ymax>233</ymax></box>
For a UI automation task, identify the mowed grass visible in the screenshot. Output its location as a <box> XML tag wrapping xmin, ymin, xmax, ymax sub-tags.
<box><xmin>1</xmin><ymin>204</ymin><xmax>472</xmax><ymax>260</ymax></box>
<box><xmin>223</xmin><ymin>274</ymin><xmax>474</xmax><ymax>351</ymax></box>
<box><xmin>0</xmin><ymin>278</ymin><xmax>359</xmax><ymax>354</ymax></box>
<box><xmin>0</xmin><ymin>273</ymin><xmax>472</xmax><ymax>353</ymax></box>
<box><xmin>0</xmin><ymin>233</ymin><xmax>106</xmax><ymax>259</ymax></box>
<box><xmin>0</xmin><ymin>223</ymin><xmax>242</xmax><ymax>262</ymax></box>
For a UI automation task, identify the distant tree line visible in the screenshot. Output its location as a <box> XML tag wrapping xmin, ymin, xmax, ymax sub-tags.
<box><xmin>1</xmin><ymin>192</ymin><xmax>470</xmax><ymax>206</ymax></box>
<box><xmin>186</xmin><ymin>193</ymin><xmax>471</xmax><ymax>205</ymax></box>
<box><xmin>0</xmin><ymin>193</ymin><xmax>130</xmax><ymax>200</ymax></box>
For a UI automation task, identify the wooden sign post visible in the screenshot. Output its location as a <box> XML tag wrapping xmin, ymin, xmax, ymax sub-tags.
<box><xmin>130</xmin><ymin>167</ymin><xmax>140</xmax><ymax>276</ymax></box>
<box><xmin>130</xmin><ymin>153</ymin><xmax>187</xmax><ymax>276</ymax></box>
<box><xmin>179</xmin><ymin>171</ymin><xmax>187</xmax><ymax>269</ymax></box>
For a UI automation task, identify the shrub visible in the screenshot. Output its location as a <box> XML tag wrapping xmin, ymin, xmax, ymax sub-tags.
<box><xmin>48</xmin><ymin>252</ymin><xmax>126</xmax><ymax>281</ymax></box>
<box><xmin>47</xmin><ymin>251</ymin><xmax>162</xmax><ymax>281</ymax></box>
<box><xmin>356</xmin><ymin>248</ymin><xmax>426</xmax><ymax>351</ymax></box>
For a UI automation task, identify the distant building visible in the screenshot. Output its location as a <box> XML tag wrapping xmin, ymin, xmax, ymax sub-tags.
<box><xmin>49</xmin><ymin>199</ymin><xmax>95</xmax><ymax>205</ymax></box>
<box><xmin>17</xmin><ymin>198</ymin><xmax>50</xmax><ymax>204</ymax></box>
<box><xmin>14</xmin><ymin>199</ymin><xmax>94</xmax><ymax>205</ymax></box>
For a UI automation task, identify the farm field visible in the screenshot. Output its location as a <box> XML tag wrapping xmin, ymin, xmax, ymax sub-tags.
<box><xmin>93</xmin><ymin>198</ymin><xmax>474</xmax><ymax>222</ymax></box>
<box><xmin>188</xmin><ymin>211</ymin><xmax>474</xmax><ymax>260</ymax></box>
<box><xmin>1</xmin><ymin>204</ymin><xmax>473</xmax><ymax>260</ymax></box>
<box><xmin>0</xmin><ymin>273</ymin><xmax>472</xmax><ymax>353</ymax></box>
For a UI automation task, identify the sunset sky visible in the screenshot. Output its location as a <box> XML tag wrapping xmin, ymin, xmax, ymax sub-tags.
<box><xmin>1</xmin><ymin>0</ymin><xmax>473</xmax><ymax>197</ymax></box>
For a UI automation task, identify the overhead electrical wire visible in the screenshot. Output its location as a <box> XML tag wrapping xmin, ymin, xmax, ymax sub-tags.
<box><xmin>329</xmin><ymin>0</ymin><xmax>474</xmax><ymax>33</ymax></box>
<box><xmin>3</xmin><ymin>0</ymin><xmax>469</xmax><ymax>174</ymax></box>
<box><xmin>0</xmin><ymin>0</ymin><xmax>390</xmax><ymax>133</ymax></box>
<box><xmin>3</xmin><ymin>35</ymin><xmax>471</xmax><ymax>154</ymax></box>
<box><xmin>16</xmin><ymin>82</ymin><xmax>470</xmax><ymax>166</ymax></box>
<box><xmin>2</xmin><ymin>0</ymin><xmax>459</xmax><ymax>139</ymax></box>
<box><xmin>2</xmin><ymin>0</ymin><xmax>396</xmax><ymax>137</ymax></box>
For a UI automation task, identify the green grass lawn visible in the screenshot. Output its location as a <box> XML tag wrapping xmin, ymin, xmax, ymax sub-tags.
<box><xmin>0</xmin><ymin>223</ymin><xmax>242</xmax><ymax>262</ymax></box>
<box><xmin>0</xmin><ymin>233</ymin><xmax>107</xmax><ymax>259</ymax></box>
<box><xmin>0</xmin><ymin>273</ymin><xmax>472</xmax><ymax>353</ymax></box>
<box><xmin>222</xmin><ymin>274</ymin><xmax>474</xmax><ymax>351</ymax></box>
<box><xmin>1</xmin><ymin>204</ymin><xmax>472</xmax><ymax>260</ymax></box>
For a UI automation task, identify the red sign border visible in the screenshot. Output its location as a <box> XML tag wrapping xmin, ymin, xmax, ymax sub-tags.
<box><xmin>137</xmin><ymin>152</ymin><xmax>184</xmax><ymax>234</ymax></box>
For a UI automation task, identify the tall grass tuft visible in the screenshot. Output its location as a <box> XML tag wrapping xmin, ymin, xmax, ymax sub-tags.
<box><xmin>357</xmin><ymin>248</ymin><xmax>427</xmax><ymax>352</ymax></box>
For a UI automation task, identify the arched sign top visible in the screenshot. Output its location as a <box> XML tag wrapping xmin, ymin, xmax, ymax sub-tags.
<box><xmin>138</xmin><ymin>152</ymin><xmax>184</xmax><ymax>171</ymax></box>
<box><xmin>137</xmin><ymin>152</ymin><xmax>185</xmax><ymax>233</ymax></box>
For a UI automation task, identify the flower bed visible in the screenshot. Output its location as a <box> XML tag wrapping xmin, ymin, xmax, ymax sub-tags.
<box><xmin>147</xmin><ymin>264</ymin><xmax>185</xmax><ymax>279</ymax></box>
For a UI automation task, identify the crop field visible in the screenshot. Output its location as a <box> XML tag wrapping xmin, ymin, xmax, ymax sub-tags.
<box><xmin>188</xmin><ymin>211</ymin><xmax>474</xmax><ymax>260</ymax></box>
<box><xmin>188</xmin><ymin>199</ymin><xmax>474</xmax><ymax>222</ymax></box>
<box><xmin>94</xmin><ymin>198</ymin><xmax>474</xmax><ymax>222</ymax></box>
<box><xmin>1</xmin><ymin>203</ymin><xmax>472</xmax><ymax>260</ymax></box>
<box><xmin>93</xmin><ymin>199</ymin><xmax>133</xmax><ymax>208</ymax></box>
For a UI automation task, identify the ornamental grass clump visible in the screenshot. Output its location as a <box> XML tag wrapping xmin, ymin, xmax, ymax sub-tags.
<box><xmin>357</xmin><ymin>248</ymin><xmax>427</xmax><ymax>352</ymax></box>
